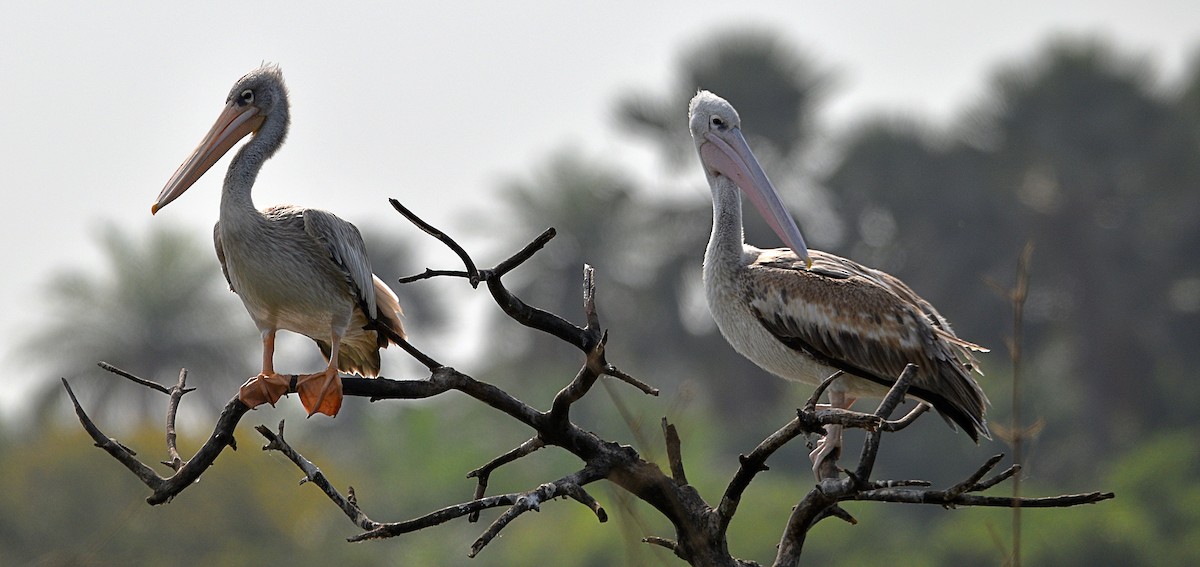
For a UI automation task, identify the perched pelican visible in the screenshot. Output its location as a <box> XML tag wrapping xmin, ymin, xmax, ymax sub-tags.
<box><xmin>151</xmin><ymin>65</ymin><xmax>405</xmax><ymax>417</ymax></box>
<box><xmin>689</xmin><ymin>91</ymin><xmax>988</xmax><ymax>476</ymax></box>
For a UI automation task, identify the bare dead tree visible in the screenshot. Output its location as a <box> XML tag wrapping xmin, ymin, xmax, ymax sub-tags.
<box><xmin>64</xmin><ymin>199</ymin><xmax>1113</xmax><ymax>566</ymax></box>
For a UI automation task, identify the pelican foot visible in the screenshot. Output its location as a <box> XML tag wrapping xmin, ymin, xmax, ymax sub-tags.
<box><xmin>238</xmin><ymin>373</ymin><xmax>292</xmax><ymax>409</ymax></box>
<box><xmin>296</xmin><ymin>368</ymin><xmax>342</xmax><ymax>418</ymax></box>
<box><xmin>809</xmin><ymin>424</ymin><xmax>843</xmax><ymax>481</ymax></box>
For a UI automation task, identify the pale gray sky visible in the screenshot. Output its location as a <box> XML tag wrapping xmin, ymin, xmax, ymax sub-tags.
<box><xmin>2</xmin><ymin>1</ymin><xmax>1197</xmax><ymax>415</ymax></box>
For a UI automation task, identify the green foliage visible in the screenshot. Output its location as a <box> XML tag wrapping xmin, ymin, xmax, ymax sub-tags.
<box><xmin>0</xmin><ymin>427</ymin><xmax>377</xmax><ymax>566</ymax></box>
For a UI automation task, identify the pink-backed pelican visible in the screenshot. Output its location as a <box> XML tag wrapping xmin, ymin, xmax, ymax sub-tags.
<box><xmin>689</xmin><ymin>91</ymin><xmax>988</xmax><ymax>477</ymax></box>
<box><xmin>151</xmin><ymin>65</ymin><xmax>405</xmax><ymax>417</ymax></box>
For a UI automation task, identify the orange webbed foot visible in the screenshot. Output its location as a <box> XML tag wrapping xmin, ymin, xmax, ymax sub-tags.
<box><xmin>296</xmin><ymin>368</ymin><xmax>342</xmax><ymax>417</ymax></box>
<box><xmin>238</xmin><ymin>373</ymin><xmax>292</xmax><ymax>409</ymax></box>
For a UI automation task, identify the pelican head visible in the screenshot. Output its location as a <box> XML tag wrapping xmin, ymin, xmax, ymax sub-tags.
<box><xmin>689</xmin><ymin>90</ymin><xmax>811</xmax><ymax>267</ymax></box>
<box><xmin>152</xmin><ymin>65</ymin><xmax>290</xmax><ymax>214</ymax></box>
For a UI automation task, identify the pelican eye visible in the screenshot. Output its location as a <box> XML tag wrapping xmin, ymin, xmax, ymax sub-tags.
<box><xmin>711</xmin><ymin>116</ymin><xmax>727</xmax><ymax>130</ymax></box>
<box><xmin>238</xmin><ymin>89</ymin><xmax>254</xmax><ymax>105</ymax></box>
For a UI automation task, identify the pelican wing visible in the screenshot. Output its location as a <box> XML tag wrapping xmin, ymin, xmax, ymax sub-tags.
<box><xmin>746</xmin><ymin>249</ymin><xmax>988</xmax><ymax>439</ymax></box>
<box><xmin>851</xmin><ymin>257</ymin><xmax>988</xmax><ymax>369</ymax></box>
<box><xmin>300</xmin><ymin>208</ymin><xmax>377</xmax><ymax>318</ymax></box>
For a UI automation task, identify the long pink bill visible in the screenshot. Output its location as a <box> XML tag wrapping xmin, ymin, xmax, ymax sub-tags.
<box><xmin>151</xmin><ymin>101</ymin><xmax>264</xmax><ymax>214</ymax></box>
<box><xmin>701</xmin><ymin>128</ymin><xmax>812</xmax><ymax>267</ymax></box>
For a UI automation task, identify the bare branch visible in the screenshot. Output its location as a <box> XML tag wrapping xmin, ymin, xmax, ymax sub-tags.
<box><xmin>397</xmin><ymin>268</ymin><xmax>474</xmax><ymax>284</ymax></box>
<box><xmin>162</xmin><ymin>368</ymin><xmax>191</xmax><ymax>471</ymax></box>
<box><xmin>853</xmin><ymin>487</ymin><xmax>1114</xmax><ymax>508</ymax></box>
<box><xmin>349</xmin><ymin>491</ymin><xmax>533</xmax><ymax>543</ymax></box>
<box><xmin>466</xmin><ymin>437</ymin><xmax>546</xmax><ymax>522</ymax></box>
<box><xmin>661</xmin><ymin>418</ymin><xmax>688</xmax><ymax>485</ymax></box>
<box><xmin>975</xmin><ymin>464</ymin><xmax>1022</xmax><ymax>492</ymax></box>
<box><xmin>483</xmin><ymin>253</ymin><xmax>592</xmax><ymax>351</ymax></box>
<box><xmin>642</xmin><ymin>536</ymin><xmax>679</xmax><ymax>552</ymax></box>
<box><xmin>257</xmin><ymin>420</ymin><xmax>381</xmax><ymax>532</ymax></box>
<box><xmin>390</xmin><ymin>197</ymin><xmax>480</xmax><ymax>287</ymax></box>
<box><xmin>488</xmin><ymin>228</ymin><xmax>557</xmax><ymax>279</ymax></box>
<box><xmin>374</xmin><ymin>325</ymin><xmax>442</xmax><ymax>371</ymax></box>
<box><xmin>64</xmin><ymin>378</ymin><xmax>164</xmax><ymax>487</ymax></box>
<box><xmin>349</xmin><ymin>468</ymin><xmax>608</xmax><ymax>549</ymax></box>
<box><xmin>852</xmin><ymin>364</ymin><xmax>919</xmax><ymax>483</ymax></box>
<box><xmin>469</xmin><ymin>471</ymin><xmax>607</xmax><ymax>558</ymax></box>
<box><xmin>880</xmin><ymin>402</ymin><xmax>930</xmax><ymax>432</ymax></box>
<box><xmin>98</xmin><ymin>361</ymin><xmax>173</xmax><ymax>395</ymax></box>
<box><xmin>548</xmin><ymin>333</ymin><xmax>607</xmax><ymax>426</ymax></box>
<box><xmin>717</xmin><ymin>416</ymin><xmax>810</xmax><ymax>529</ymax></box>
<box><xmin>65</xmin><ymin>375</ymin><xmax>247</xmax><ymax>505</ymax></box>
<box><xmin>558</xmin><ymin>480</ymin><xmax>608</xmax><ymax>523</ymax></box>
<box><xmin>602</xmin><ymin>363</ymin><xmax>659</xmax><ymax>396</ymax></box>
<box><xmin>802</xmin><ymin>371</ymin><xmax>844</xmax><ymax>411</ymax></box>
<box><xmin>944</xmin><ymin>454</ymin><xmax>1007</xmax><ymax>501</ymax></box>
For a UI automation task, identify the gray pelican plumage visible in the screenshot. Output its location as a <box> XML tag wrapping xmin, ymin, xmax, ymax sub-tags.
<box><xmin>689</xmin><ymin>91</ymin><xmax>988</xmax><ymax>476</ymax></box>
<box><xmin>151</xmin><ymin>65</ymin><xmax>405</xmax><ymax>417</ymax></box>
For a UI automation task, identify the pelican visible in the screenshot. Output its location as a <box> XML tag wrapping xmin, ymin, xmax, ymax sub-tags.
<box><xmin>151</xmin><ymin>65</ymin><xmax>405</xmax><ymax>417</ymax></box>
<box><xmin>689</xmin><ymin>91</ymin><xmax>988</xmax><ymax>477</ymax></box>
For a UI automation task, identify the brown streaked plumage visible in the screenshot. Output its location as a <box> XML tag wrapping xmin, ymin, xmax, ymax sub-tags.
<box><xmin>152</xmin><ymin>65</ymin><xmax>405</xmax><ymax>417</ymax></box>
<box><xmin>689</xmin><ymin>91</ymin><xmax>987</xmax><ymax>477</ymax></box>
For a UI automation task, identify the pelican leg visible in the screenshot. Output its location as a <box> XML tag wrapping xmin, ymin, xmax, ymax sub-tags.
<box><xmin>238</xmin><ymin>329</ymin><xmax>292</xmax><ymax>409</ymax></box>
<box><xmin>296</xmin><ymin>334</ymin><xmax>343</xmax><ymax>417</ymax></box>
<box><xmin>809</xmin><ymin>392</ymin><xmax>857</xmax><ymax>480</ymax></box>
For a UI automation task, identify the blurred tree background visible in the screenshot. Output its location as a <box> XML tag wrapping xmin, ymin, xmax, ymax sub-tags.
<box><xmin>3</xmin><ymin>31</ymin><xmax>1198</xmax><ymax>566</ymax></box>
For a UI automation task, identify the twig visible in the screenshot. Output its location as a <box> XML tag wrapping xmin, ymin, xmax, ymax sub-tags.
<box><xmin>466</xmin><ymin>437</ymin><xmax>546</xmax><ymax>522</ymax></box>
<box><xmin>853</xmin><ymin>488</ymin><xmax>1114</xmax><ymax>508</ymax></box>
<box><xmin>880</xmin><ymin>402</ymin><xmax>930</xmax><ymax>432</ymax></box>
<box><xmin>375</xmin><ymin>325</ymin><xmax>442</xmax><ymax>371</ymax></box>
<box><xmin>483</xmin><ymin>253</ymin><xmax>591</xmax><ymax>351</ymax></box>
<box><xmin>1009</xmin><ymin>241</ymin><xmax>1034</xmax><ymax>567</ymax></box>
<box><xmin>486</xmin><ymin>228</ymin><xmax>557</xmax><ymax>279</ymax></box>
<box><xmin>603</xmin><ymin>364</ymin><xmax>659</xmax><ymax>396</ymax></box>
<box><xmin>162</xmin><ymin>368</ymin><xmax>193</xmax><ymax>471</ymax></box>
<box><xmin>852</xmin><ymin>364</ymin><xmax>918</xmax><ymax>483</ymax></box>
<box><xmin>642</xmin><ymin>536</ymin><xmax>678</xmax><ymax>552</ymax></box>
<box><xmin>976</xmin><ymin>464</ymin><xmax>1022</xmax><ymax>492</ymax></box>
<box><xmin>468</xmin><ymin>473</ymin><xmax>606</xmax><ymax>558</ymax></box>
<box><xmin>661</xmin><ymin>418</ymin><xmax>688</xmax><ymax>485</ymax></box>
<box><xmin>548</xmin><ymin>332</ymin><xmax>607</xmax><ymax>426</ymax></box>
<box><xmin>716</xmin><ymin>369</ymin><xmax>913</xmax><ymax>534</ymax></box>
<box><xmin>716</xmin><ymin>416</ymin><xmax>807</xmax><ymax>529</ymax></box>
<box><xmin>64</xmin><ymin>378</ymin><xmax>162</xmax><ymax>486</ymax></box>
<box><xmin>397</xmin><ymin>268</ymin><xmax>474</xmax><ymax>284</ymax></box>
<box><xmin>349</xmin><ymin>468</ymin><xmax>607</xmax><ymax>549</ymax></box>
<box><xmin>256</xmin><ymin>420</ymin><xmax>381</xmax><ymax>531</ymax></box>
<box><xmin>944</xmin><ymin>454</ymin><xmax>1006</xmax><ymax>501</ymax></box>
<box><xmin>559</xmin><ymin>478</ymin><xmax>608</xmax><ymax>522</ymax></box>
<box><xmin>71</xmin><ymin>361</ymin><xmax>470</xmax><ymax>506</ymax></box>
<box><xmin>801</xmin><ymin>371</ymin><xmax>844</xmax><ymax>411</ymax></box>
<box><xmin>349</xmin><ymin>491</ymin><xmax>536</xmax><ymax>543</ymax></box>
<box><xmin>98</xmin><ymin>361</ymin><xmax>172</xmax><ymax>395</ymax></box>
<box><xmin>64</xmin><ymin>374</ymin><xmax>247</xmax><ymax>505</ymax></box>
<box><xmin>390</xmin><ymin>198</ymin><xmax>480</xmax><ymax>287</ymax></box>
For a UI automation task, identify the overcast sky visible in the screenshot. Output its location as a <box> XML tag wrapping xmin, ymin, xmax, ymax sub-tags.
<box><xmin>2</xmin><ymin>1</ymin><xmax>1197</xmax><ymax>415</ymax></box>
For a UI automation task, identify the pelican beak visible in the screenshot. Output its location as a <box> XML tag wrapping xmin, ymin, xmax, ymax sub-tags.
<box><xmin>701</xmin><ymin>128</ymin><xmax>812</xmax><ymax>268</ymax></box>
<box><xmin>151</xmin><ymin>101</ymin><xmax>265</xmax><ymax>214</ymax></box>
